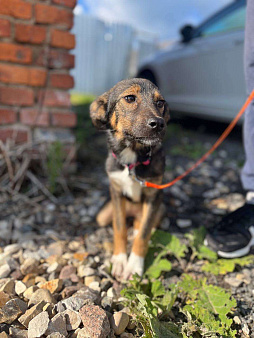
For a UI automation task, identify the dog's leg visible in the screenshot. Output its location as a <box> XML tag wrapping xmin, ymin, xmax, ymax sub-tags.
<box><xmin>123</xmin><ymin>191</ymin><xmax>163</xmax><ymax>280</ymax></box>
<box><xmin>96</xmin><ymin>200</ymin><xmax>142</xmax><ymax>227</ymax></box>
<box><xmin>96</xmin><ymin>200</ymin><xmax>113</xmax><ymax>227</ymax></box>
<box><xmin>110</xmin><ymin>185</ymin><xmax>128</xmax><ymax>279</ymax></box>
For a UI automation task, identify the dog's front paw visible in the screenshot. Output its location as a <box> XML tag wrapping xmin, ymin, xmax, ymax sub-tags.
<box><xmin>111</xmin><ymin>253</ymin><xmax>128</xmax><ymax>280</ymax></box>
<box><xmin>123</xmin><ymin>252</ymin><xmax>144</xmax><ymax>280</ymax></box>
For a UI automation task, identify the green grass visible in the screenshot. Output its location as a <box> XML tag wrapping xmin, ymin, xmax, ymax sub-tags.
<box><xmin>71</xmin><ymin>92</ymin><xmax>96</xmax><ymax>106</ymax></box>
<box><xmin>71</xmin><ymin>93</ymin><xmax>96</xmax><ymax>145</ymax></box>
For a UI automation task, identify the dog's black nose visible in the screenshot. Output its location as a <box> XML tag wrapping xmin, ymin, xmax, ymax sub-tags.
<box><xmin>147</xmin><ymin>117</ymin><xmax>165</xmax><ymax>131</ymax></box>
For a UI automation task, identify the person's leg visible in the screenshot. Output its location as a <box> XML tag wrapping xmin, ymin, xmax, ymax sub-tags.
<box><xmin>241</xmin><ymin>0</ymin><xmax>254</xmax><ymax>198</ymax></box>
<box><xmin>205</xmin><ymin>0</ymin><xmax>254</xmax><ymax>257</ymax></box>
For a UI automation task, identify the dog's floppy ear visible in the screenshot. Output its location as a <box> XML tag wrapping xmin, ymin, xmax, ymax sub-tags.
<box><xmin>90</xmin><ymin>91</ymin><xmax>110</xmax><ymax>130</ymax></box>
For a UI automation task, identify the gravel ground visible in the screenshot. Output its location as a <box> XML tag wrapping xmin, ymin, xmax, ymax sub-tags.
<box><xmin>0</xmin><ymin>117</ymin><xmax>253</xmax><ymax>337</ymax></box>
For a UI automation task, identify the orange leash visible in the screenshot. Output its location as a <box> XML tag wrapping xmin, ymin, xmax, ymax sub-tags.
<box><xmin>145</xmin><ymin>89</ymin><xmax>254</xmax><ymax>189</ymax></box>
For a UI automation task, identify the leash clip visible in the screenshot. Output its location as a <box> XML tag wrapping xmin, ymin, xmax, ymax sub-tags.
<box><xmin>129</xmin><ymin>169</ymin><xmax>146</xmax><ymax>186</ymax></box>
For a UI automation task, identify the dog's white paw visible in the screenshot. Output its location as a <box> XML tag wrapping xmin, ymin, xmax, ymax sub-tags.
<box><xmin>111</xmin><ymin>253</ymin><xmax>127</xmax><ymax>280</ymax></box>
<box><xmin>123</xmin><ymin>252</ymin><xmax>144</xmax><ymax>280</ymax></box>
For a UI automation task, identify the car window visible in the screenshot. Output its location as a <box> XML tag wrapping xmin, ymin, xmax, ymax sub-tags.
<box><xmin>201</xmin><ymin>6</ymin><xmax>246</xmax><ymax>37</ymax></box>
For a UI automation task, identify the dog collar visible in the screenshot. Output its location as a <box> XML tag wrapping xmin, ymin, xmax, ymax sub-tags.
<box><xmin>112</xmin><ymin>151</ymin><xmax>150</xmax><ymax>171</ymax></box>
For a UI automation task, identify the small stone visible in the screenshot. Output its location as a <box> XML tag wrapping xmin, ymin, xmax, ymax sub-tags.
<box><xmin>28</xmin><ymin>311</ymin><xmax>50</xmax><ymax>338</ymax></box>
<box><xmin>101</xmin><ymin>296</ymin><xmax>113</xmax><ymax>312</ymax></box>
<box><xmin>77</xmin><ymin>266</ymin><xmax>95</xmax><ymax>278</ymax></box>
<box><xmin>0</xmin><ymin>279</ymin><xmax>15</xmax><ymax>294</ymax></box>
<box><xmin>20</xmin><ymin>258</ymin><xmax>39</xmax><ymax>275</ymax></box>
<box><xmin>242</xmin><ymin>323</ymin><xmax>250</xmax><ymax>336</ymax></box>
<box><xmin>120</xmin><ymin>333</ymin><xmax>134</xmax><ymax>338</ymax></box>
<box><xmin>107</xmin><ymin>287</ymin><xmax>116</xmax><ymax>299</ymax></box>
<box><xmin>84</xmin><ymin>275</ymin><xmax>100</xmax><ymax>286</ymax></box>
<box><xmin>40</xmin><ymin>279</ymin><xmax>63</xmax><ymax>294</ymax></box>
<box><xmin>176</xmin><ymin>219</ymin><xmax>192</xmax><ymax>228</ymax></box>
<box><xmin>15</xmin><ymin>281</ymin><xmax>27</xmax><ymax>296</ymax></box>
<box><xmin>29</xmin><ymin>289</ymin><xmax>56</xmax><ymax>307</ymax></box>
<box><xmin>0</xmin><ymin>298</ymin><xmax>24</xmax><ymax>324</ymax></box>
<box><xmin>0</xmin><ymin>292</ymin><xmax>10</xmax><ymax>308</ymax></box>
<box><xmin>74</xmin><ymin>287</ymin><xmax>100</xmax><ymax>304</ymax></box>
<box><xmin>110</xmin><ymin>312</ymin><xmax>129</xmax><ymax>335</ymax></box>
<box><xmin>100</xmin><ymin>279</ymin><xmax>112</xmax><ymax>292</ymax></box>
<box><xmin>47</xmin><ymin>333</ymin><xmax>65</xmax><ymax>338</ymax></box>
<box><xmin>63</xmin><ymin>309</ymin><xmax>81</xmax><ymax>331</ymax></box>
<box><xmin>55</xmin><ymin>297</ymin><xmax>85</xmax><ymax>313</ymax></box>
<box><xmin>46</xmin><ymin>313</ymin><xmax>67</xmax><ymax>336</ymax></box>
<box><xmin>19</xmin><ymin>301</ymin><xmax>46</xmax><ymax>328</ymax></box>
<box><xmin>35</xmin><ymin>276</ymin><xmax>47</xmax><ymax>284</ymax></box>
<box><xmin>88</xmin><ymin>281</ymin><xmax>100</xmax><ymax>292</ymax></box>
<box><xmin>22</xmin><ymin>274</ymin><xmax>36</xmax><ymax>288</ymax></box>
<box><xmin>61</xmin><ymin>286</ymin><xmax>80</xmax><ymax>298</ymax></box>
<box><xmin>59</xmin><ymin>266</ymin><xmax>76</xmax><ymax>280</ymax></box>
<box><xmin>79</xmin><ymin>305</ymin><xmax>110</xmax><ymax>338</ymax></box>
<box><xmin>224</xmin><ymin>276</ymin><xmax>243</xmax><ymax>288</ymax></box>
<box><xmin>48</xmin><ymin>242</ymin><xmax>65</xmax><ymax>256</ymax></box>
<box><xmin>73</xmin><ymin>252</ymin><xmax>89</xmax><ymax>262</ymax></box>
<box><xmin>43</xmin><ymin>303</ymin><xmax>55</xmax><ymax>318</ymax></box>
<box><xmin>9</xmin><ymin>327</ymin><xmax>28</xmax><ymax>337</ymax></box>
<box><xmin>76</xmin><ymin>328</ymin><xmax>87</xmax><ymax>338</ymax></box>
<box><xmin>23</xmin><ymin>286</ymin><xmax>39</xmax><ymax>300</ymax></box>
<box><xmin>47</xmin><ymin>262</ymin><xmax>62</xmax><ymax>274</ymax></box>
<box><xmin>233</xmin><ymin>316</ymin><xmax>241</xmax><ymax>325</ymax></box>
<box><xmin>0</xmin><ymin>264</ymin><xmax>11</xmax><ymax>278</ymax></box>
<box><xmin>4</xmin><ymin>243</ymin><xmax>21</xmax><ymax>255</ymax></box>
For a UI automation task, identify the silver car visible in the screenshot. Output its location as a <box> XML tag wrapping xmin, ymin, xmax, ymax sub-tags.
<box><xmin>137</xmin><ymin>0</ymin><xmax>246</xmax><ymax>122</ymax></box>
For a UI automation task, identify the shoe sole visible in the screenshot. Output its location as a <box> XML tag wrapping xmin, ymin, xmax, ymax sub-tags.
<box><xmin>204</xmin><ymin>226</ymin><xmax>254</xmax><ymax>259</ymax></box>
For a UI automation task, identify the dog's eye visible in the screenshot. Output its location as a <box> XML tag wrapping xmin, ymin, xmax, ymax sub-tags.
<box><xmin>156</xmin><ymin>100</ymin><xmax>165</xmax><ymax>108</ymax></box>
<box><xmin>124</xmin><ymin>95</ymin><xmax>136</xmax><ymax>103</ymax></box>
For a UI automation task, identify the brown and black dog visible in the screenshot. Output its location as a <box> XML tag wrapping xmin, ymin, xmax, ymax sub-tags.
<box><xmin>90</xmin><ymin>78</ymin><xmax>170</xmax><ymax>280</ymax></box>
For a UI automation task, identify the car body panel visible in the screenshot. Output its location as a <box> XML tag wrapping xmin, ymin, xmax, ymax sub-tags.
<box><xmin>137</xmin><ymin>0</ymin><xmax>246</xmax><ymax>122</ymax></box>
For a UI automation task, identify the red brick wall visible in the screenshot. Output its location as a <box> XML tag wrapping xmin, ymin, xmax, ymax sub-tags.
<box><xmin>0</xmin><ymin>0</ymin><xmax>76</xmax><ymax>145</ymax></box>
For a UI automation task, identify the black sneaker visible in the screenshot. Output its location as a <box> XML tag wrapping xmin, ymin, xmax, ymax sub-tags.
<box><xmin>205</xmin><ymin>203</ymin><xmax>254</xmax><ymax>258</ymax></box>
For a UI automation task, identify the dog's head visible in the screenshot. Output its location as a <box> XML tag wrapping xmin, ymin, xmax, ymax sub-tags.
<box><xmin>90</xmin><ymin>78</ymin><xmax>169</xmax><ymax>147</ymax></box>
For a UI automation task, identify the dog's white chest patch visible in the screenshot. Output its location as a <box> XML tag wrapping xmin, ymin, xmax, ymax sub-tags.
<box><xmin>109</xmin><ymin>167</ymin><xmax>142</xmax><ymax>202</ymax></box>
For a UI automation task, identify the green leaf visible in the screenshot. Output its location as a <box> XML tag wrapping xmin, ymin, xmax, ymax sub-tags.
<box><xmin>197</xmin><ymin>244</ymin><xmax>217</xmax><ymax>261</ymax></box>
<box><xmin>150</xmin><ymin>318</ymin><xmax>182</xmax><ymax>338</ymax></box>
<box><xmin>151</xmin><ymin>230</ymin><xmax>187</xmax><ymax>260</ymax></box>
<box><xmin>202</xmin><ymin>255</ymin><xmax>254</xmax><ymax>275</ymax></box>
<box><xmin>151</xmin><ymin>280</ymin><xmax>165</xmax><ymax>298</ymax></box>
<box><xmin>180</xmin><ymin>275</ymin><xmax>237</xmax><ymax>337</ymax></box>
<box><xmin>160</xmin><ymin>285</ymin><xmax>179</xmax><ymax>311</ymax></box>
<box><xmin>186</xmin><ymin>226</ymin><xmax>217</xmax><ymax>262</ymax></box>
<box><xmin>146</xmin><ymin>259</ymin><xmax>172</xmax><ymax>279</ymax></box>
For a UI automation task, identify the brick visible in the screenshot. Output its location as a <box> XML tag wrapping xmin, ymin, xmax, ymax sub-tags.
<box><xmin>15</xmin><ymin>24</ymin><xmax>46</xmax><ymax>44</ymax></box>
<box><xmin>20</xmin><ymin>109</ymin><xmax>49</xmax><ymax>127</ymax></box>
<box><xmin>36</xmin><ymin>49</ymin><xmax>75</xmax><ymax>69</ymax></box>
<box><xmin>50</xmin><ymin>73</ymin><xmax>74</xmax><ymax>89</ymax></box>
<box><xmin>0</xmin><ymin>0</ymin><xmax>32</xmax><ymax>19</ymax></box>
<box><xmin>38</xmin><ymin>90</ymin><xmax>71</xmax><ymax>107</ymax></box>
<box><xmin>0</xmin><ymin>128</ymin><xmax>29</xmax><ymax>144</ymax></box>
<box><xmin>0</xmin><ymin>64</ymin><xmax>47</xmax><ymax>87</ymax></box>
<box><xmin>0</xmin><ymin>86</ymin><xmax>34</xmax><ymax>106</ymax></box>
<box><xmin>0</xmin><ymin>43</ymin><xmax>32</xmax><ymax>64</ymax></box>
<box><xmin>0</xmin><ymin>109</ymin><xmax>16</xmax><ymax>125</ymax></box>
<box><xmin>50</xmin><ymin>29</ymin><xmax>75</xmax><ymax>50</ymax></box>
<box><xmin>0</xmin><ymin>19</ymin><xmax>11</xmax><ymax>37</ymax></box>
<box><xmin>52</xmin><ymin>112</ymin><xmax>77</xmax><ymax>127</ymax></box>
<box><xmin>52</xmin><ymin>0</ymin><xmax>77</xmax><ymax>8</ymax></box>
<box><xmin>35</xmin><ymin>3</ymin><xmax>73</xmax><ymax>28</ymax></box>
